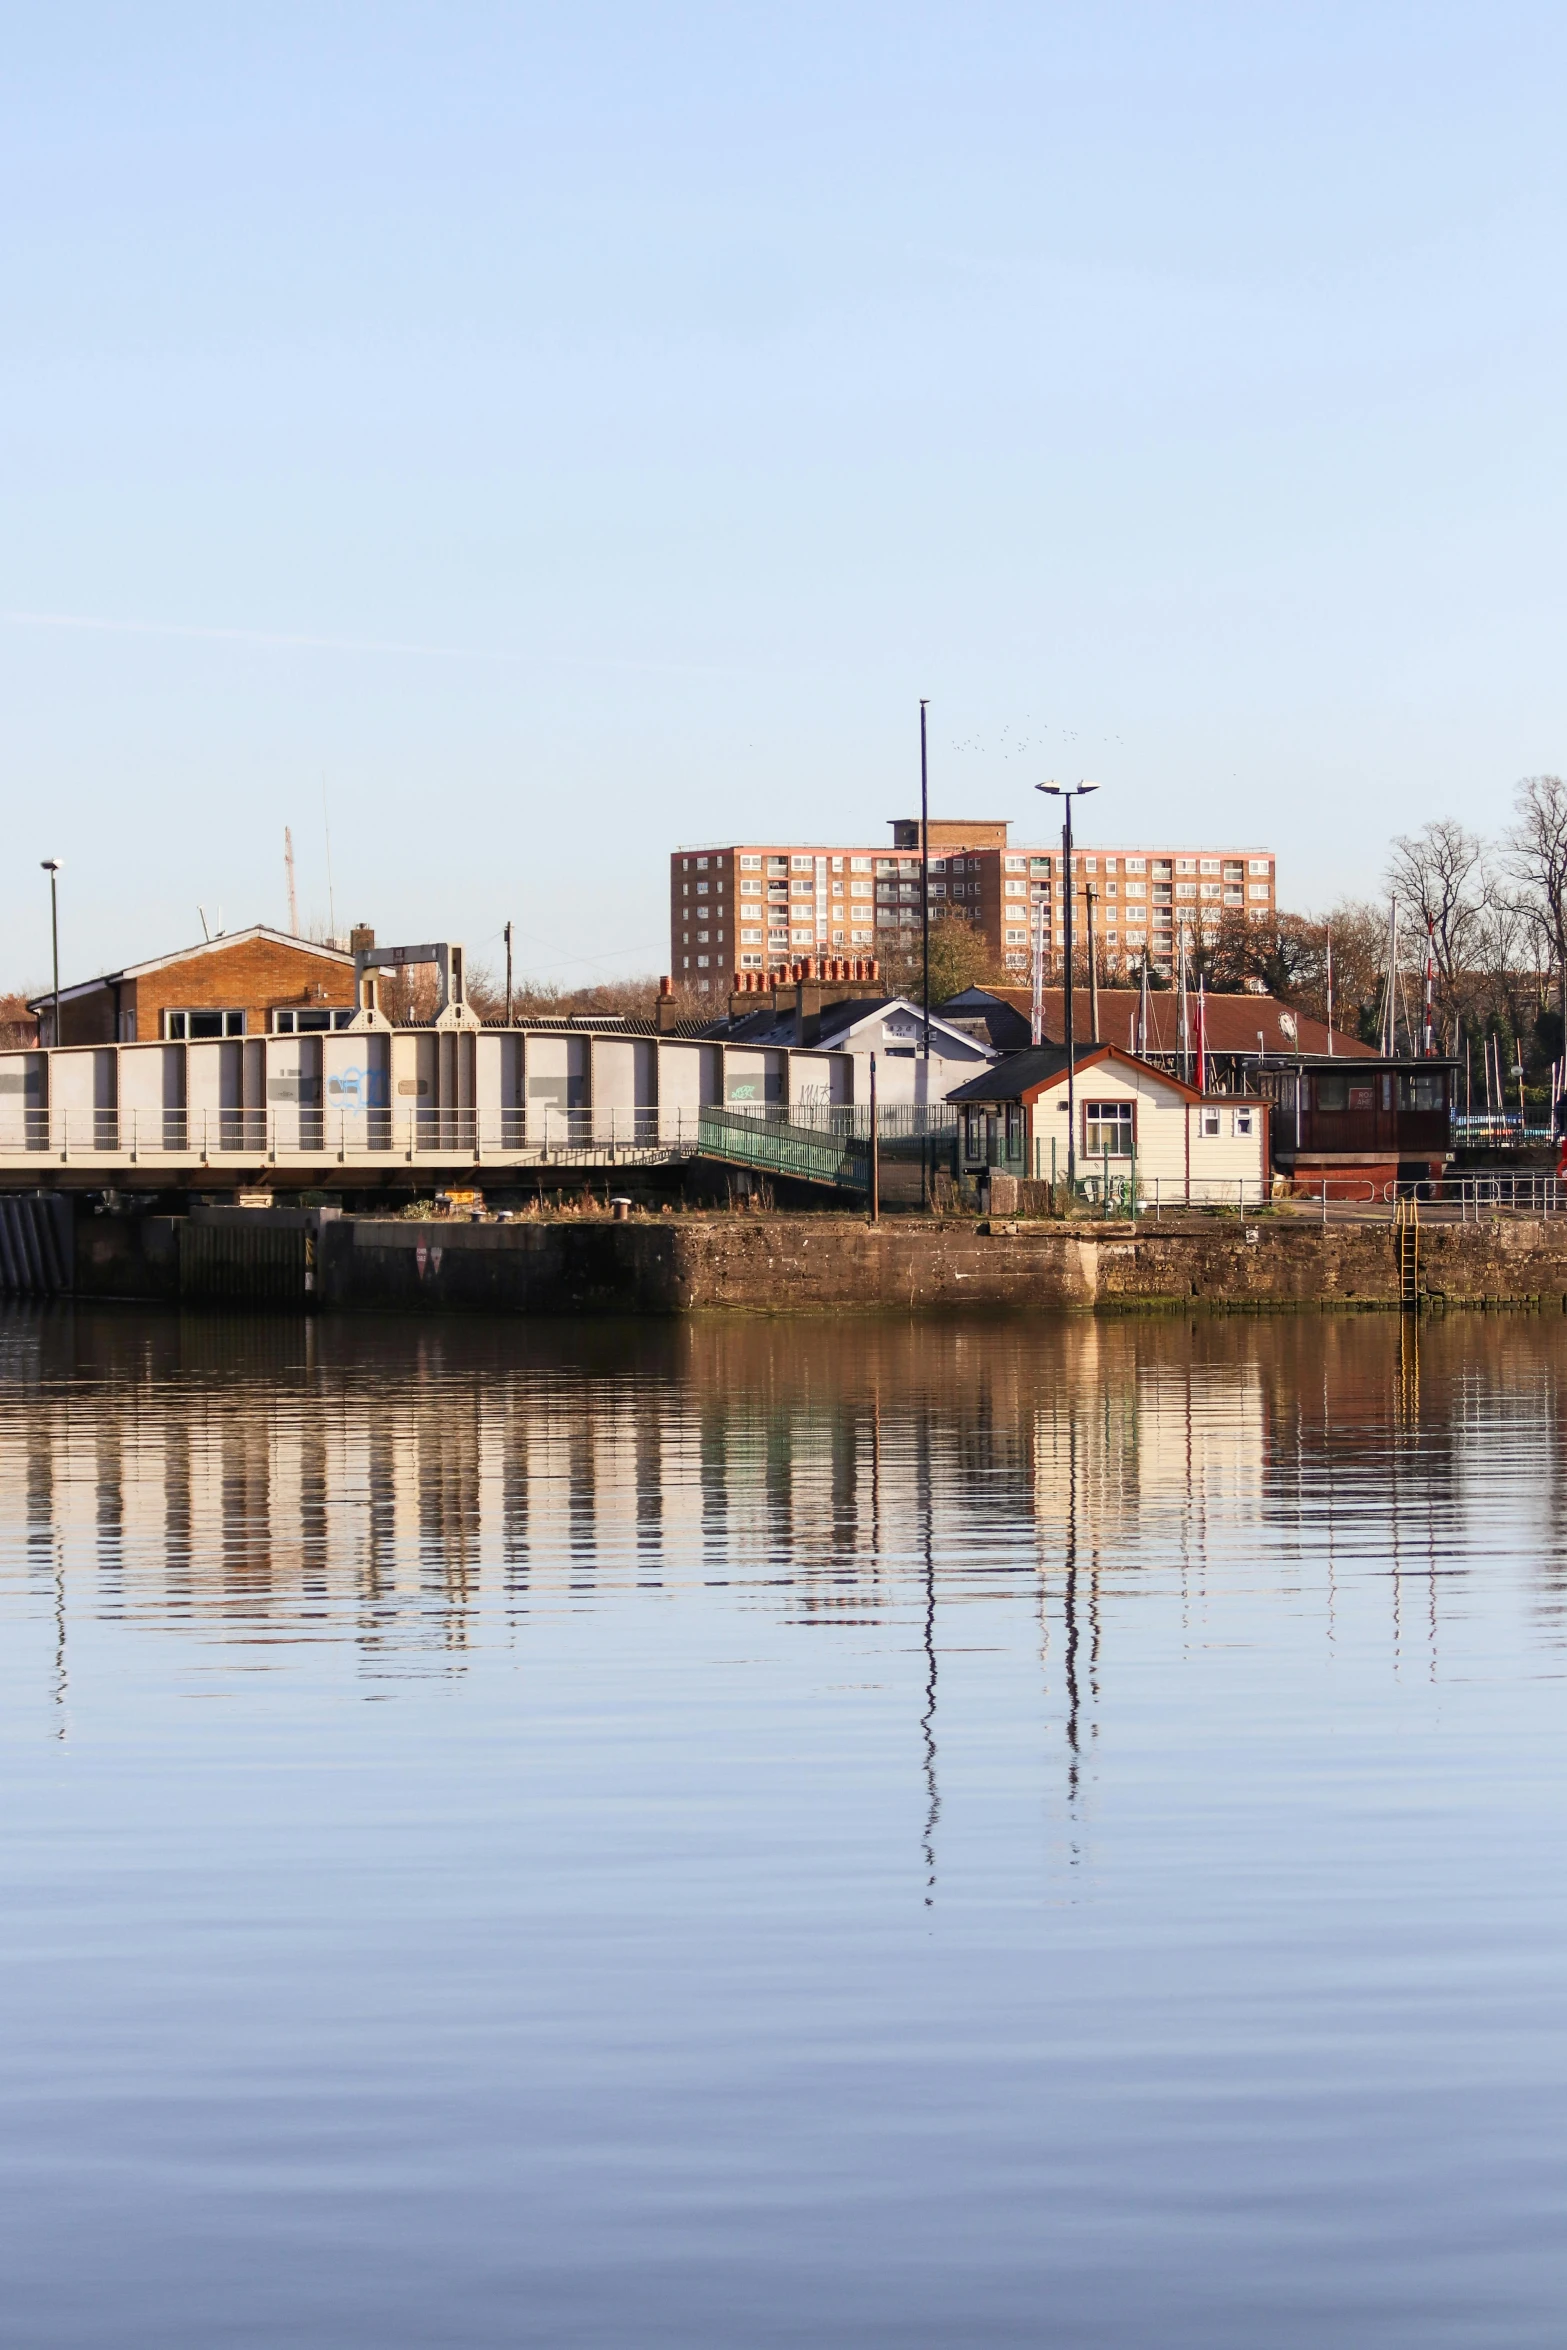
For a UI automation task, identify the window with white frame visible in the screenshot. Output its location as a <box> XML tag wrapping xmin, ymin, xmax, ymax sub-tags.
<box><xmin>1200</xmin><ymin>1107</ymin><xmax>1222</xmax><ymax>1137</ymax></box>
<box><xmin>167</xmin><ymin>1008</ymin><xmax>246</xmax><ymax>1038</ymax></box>
<box><xmin>1248</xmin><ymin>858</ymin><xmax>1271</xmax><ymax>874</ymax></box>
<box><xmin>739</xmin><ymin>854</ymin><xmax>761</xmax><ymax>868</ymax></box>
<box><xmin>1233</xmin><ymin>1106</ymin><xmax>1256</xmax><ymax>1137</ymax></box>
<box><xmin>1083</xmin><ymin>1101</ymin><xmax>1134</xmax><ymax>1157</ymax></box>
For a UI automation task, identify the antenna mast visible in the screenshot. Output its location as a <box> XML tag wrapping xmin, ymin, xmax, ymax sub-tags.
<box><xmin>284</xmin><ymin>826</ymin><xmax>299</xmax><ymax>936</ymax></box>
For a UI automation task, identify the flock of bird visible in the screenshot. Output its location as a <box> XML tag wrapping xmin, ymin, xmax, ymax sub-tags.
<box><xmin>942</xmin><ymin>719</ymin><xmax>1125</xmax><ymax>760</ymax></box>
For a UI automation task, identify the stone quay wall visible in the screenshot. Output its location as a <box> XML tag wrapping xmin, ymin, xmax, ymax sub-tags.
<box><xmin>63</xmin><ymin>1205</ymin><xmax>1567</xmax><ymax>1315</ymax></box>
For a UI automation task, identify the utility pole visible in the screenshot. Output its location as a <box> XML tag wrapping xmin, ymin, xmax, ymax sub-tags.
<box><xmin>1036</xmin><ymin>783</ymin><xmax>1099</xmax><ymax>1192</ymax></box>
<box><xmin>40</xmin><ymin>860</ymin><xmax>61</xmax><ymax>1048</ymax></box>
<box><xmin>1083</xmin><ymin>883</ymin><xmax>1100</xmax><ymax>1043</ymax></box>
<box><xmin>504</xmin><ymin>921</ymin><xmax>514</xmax><ymax>1026</ymax></box>
<box><xmin>869</xmin><ymin>1050</ymin><xmax>880</xmax><ymax>1224</ymax></box>
<box><xmin>919</xmin><ymin>698</ymin><xmax>931</xmax><ymax>1212</ymax></box>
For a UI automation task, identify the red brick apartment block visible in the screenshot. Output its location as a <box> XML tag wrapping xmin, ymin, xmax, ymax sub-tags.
<box><xmin>671</xmin><ymin>822</ymin><xmax>1276</xmax><ymax>992</ymax></box>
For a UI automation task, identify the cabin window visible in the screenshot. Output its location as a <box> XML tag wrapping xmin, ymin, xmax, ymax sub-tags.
<box><xmin>271</xmin><ymin>1008</ymin><xmax>355</xmax><ymax>1034</ymax></box>
<box><xmin>1397</xmin><ymin>1072</ymin><xmax>1445</xmax><ymax>1111</ymax></box>
<box><xmin>164</xmin><ymin>1009</ymin><xmax>245</xmax><ymax>1039</ymax></box>
<box><xmin>1083</xmin><ymin>1101</ymin><xmax>1134</xmax><ymax>1157</ymax></box>
<box><xmin>1200</xmin><ymin>1107</ymin><xmax>1222</xmax><ymax>1137</ymax></box>
<box><xmin>1233</xmin><ymin>1106</ymin><xmax>1256</xmax><ymax>1138</ymax></box>
<box><xmin>1315</xmin><ymin>1074</ymin><xmax>1348</xmax><ymax>1111</ymax></box>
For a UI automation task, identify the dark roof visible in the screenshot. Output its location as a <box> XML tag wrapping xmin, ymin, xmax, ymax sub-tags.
<box><xmin>940</xmin><ymin>986</ymin><xmax>1372</xmax><ymax>1059</ymax></box>
<box><xmin>945</xmin><ymin>1042</ymin><xmax>1202</xmax><ymax>1106</ymax></box>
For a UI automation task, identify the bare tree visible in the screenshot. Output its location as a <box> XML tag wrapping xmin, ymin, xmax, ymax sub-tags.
<box><xmin>1504</xmin><ymin>775</ymin><xmax>1567</xmax><ymax>1023</ymax></box>
<box><xmin>1384</xmin><ymin>819</ymin><xmax>1487</xmax><ymax>988</ymax></box>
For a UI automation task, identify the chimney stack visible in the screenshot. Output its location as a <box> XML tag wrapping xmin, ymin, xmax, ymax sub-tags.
<box><xmin>656</xmin><ymin>974</ymin><xmax>681</xmax><ymax>1033</ymax></box>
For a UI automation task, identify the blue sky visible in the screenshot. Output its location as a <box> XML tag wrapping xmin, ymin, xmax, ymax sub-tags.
<box><xmin>4</xmin><ymin>3</ymin><xmax>1565</xmax><ymax>988</ymax></box>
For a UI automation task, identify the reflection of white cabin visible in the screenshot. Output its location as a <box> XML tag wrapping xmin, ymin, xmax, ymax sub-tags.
<box><xmin>947</xmin><ymin>1043</ymin><xmax>1270</xmax><ymax>1202</ymax></box>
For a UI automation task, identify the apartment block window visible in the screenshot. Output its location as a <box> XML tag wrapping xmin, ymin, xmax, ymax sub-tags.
<box><xmin>682</xmin><ymin>884</ymin><xmax>689</xmax><ymax>896</ymax></box>
<box><xmin>167</xmin><ymin>1009</ymin><xmax>245</xmax><ymax>1039</ymax></box>
<box><xmin>1004</xmin><ymin>856</ymin><xmax>1026</xmax><ymax>871</ymax></box>
<box><xmin>696</xmin><ymin>881</ymin><xmax>708</xmax><ymax>894</ymax></box>
<box><xmin>1102</xmin><ymin>857</ymin><xmax>1117</xmax><ymax>873</ymax></box>
<box><xmin>1083</xmin><ymin>857</ymin><xmax>1096</xmax><ymax>872</ymax></box>
<box><xmin>1248</xmin><ymin>859</ymin><xmax>1271</xmax><ymax>875</ymax></box>
<box><xmin>851</xmin><ymin>857</ymin><xmax>871</xmax><ymax>871</ymax></box>
<box><xmin>1124</xmin><ymin>881</ymin><xmax>1146</xmax><ymax>899</ymax></box>
<box><xmin>1200</xmin><ymin>858</ymin><xmax>1220</xmax><ymax>874</ymax></box>
<box><xmin>696</xmin><ymin>931</ymin><xmax>709</xmax><ymax>944</ymax></box>
<box><xmin>1125</xmin><ymin>857</ymin><xmax>1145</xmax><ymax>872</ymax></box>
<box><xmin>1176</xmin><ymin>882</ymin><xmax>1197</xmax><ymax>899</ymax></box>
<box><xmin>1004</xmin><ymin>879</ymin><xmax>1026</xmax><ymax>896</ymax></box>
<box><xmin>697</xmin><ymin>858</ymin><xmax>709</xmax><ymax>869</ymax></box>
<box><xmin>791</xmin><ymin>880</ymin><xmax>814</xmax><ymax>897</ymax></box>
<box><xmin>268</xmin><ymin>1008</ymin><xmax>353</xmax><ymax>1035</ymax></box>
<box><xmin>740</xmin><ymin>880</ymin><xmax>761</xmax><ymax>896</ymax></box>
<box><xmin>696</xmin><ymin>955</ymin><xmax>710</xmax><ymax>968</ymax></box>
<box><xmin>741</xmin><ymin>928</ymin><xmax>762</xmax><ymax>944</ymax></box>
<box><xmin>792</xmin><ymin>854</ymin><xmax>813</xmax><ymax>869</ymax></box>
<box><xmin>850</xmin><ymin>880</ymin><xmax>872</xmax><ymax>897</ymax></box>
<box><xmin>740</xmin><ymin>953</ymin><xmax>763</xmax><ymax>968</ymax></box>
<box><xmin>876</xmin><ymin>859</ymin><xmax>897</xmax><ymax>873</ymax></box>
<box><xmin>1248</xmin><ymin>884</ymin><xmax>1270</xmax><ymax>900</ymax></box>
<box><xmin>1004</xmin><ymin>928</ymin><xmax>1029</xmax><ymax>944</ymax></box>
<box><xmin>1083</xmin><ymin>1101</ymin><xmax>1134</xmax><ymax>1157</ymax></box>
<box><xmin>851</xmin><ymin>928</ymin><xmax>872</xmax><ymax>944</ymax></box>
<box><xmin>682</xmin><ymin>956</ymin><xmax>690</xmax><ymax>969</ymax></box>
<box><xmin>1104</xmin><ymin>879</ymin><xmax>1117</xmax><ymax>896</ymax></box>
<box><xmin>831</xmin><ymin>857</ymin><xmax>844</xmax><ymax>872</ymax></box>
<box><xmin>929</xmin><ymin>857</ymin><xmax>947</xmax><ymax>872</ymax></box>
<box><xmin>1199</xmin><ymin>883</ymin><xmax>1221</xmax><ymax>900</ymax></box>
<box><xmin>929</xmin><ymin>881</ymin><xmax>946</xmax><ymax>897</ymax></box>
<box><xmin>740</xmin><ymin>855</ymin><xmax>761</xmax><ymax>869</ymax></box>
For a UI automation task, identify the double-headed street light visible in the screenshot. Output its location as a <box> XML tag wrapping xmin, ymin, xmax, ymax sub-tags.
<box><xmin>1035</xmin><ymin>783</ymin><xmax>1099</xmax><ymax>1190</ymax></box>
<box><xmin>40</xmin><ymin>860</ymin><xmax>61</xmax><ymax>1049</ymax></box>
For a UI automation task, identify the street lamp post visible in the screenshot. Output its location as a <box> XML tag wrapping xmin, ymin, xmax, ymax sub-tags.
<box><xmin>919</xmin><ymin>698</ymin><xmax>931</xmax><ymax>1212</ymax></box>
<box><xmin>1035</xmin><ymin>784</ymin><xmax>1099</xmax><ymax>1191</ymax></box>
<box><xmin>40</xmin><ymin>860</ymin><xmax>61</xmax><ymax>1049</ymax></box>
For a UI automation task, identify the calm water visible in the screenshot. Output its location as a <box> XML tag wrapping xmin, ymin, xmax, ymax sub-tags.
<box><xmin>1</xmin><ymin>1305</ymin><xmax>1566</xmax><ymax>2347</ymax></box>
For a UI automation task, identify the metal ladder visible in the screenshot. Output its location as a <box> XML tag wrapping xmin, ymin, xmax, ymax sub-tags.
<box><xmin>1395</xmin><ymin>1195</ymin><xmax>1420</xmax><ymax>1311</ymax></box>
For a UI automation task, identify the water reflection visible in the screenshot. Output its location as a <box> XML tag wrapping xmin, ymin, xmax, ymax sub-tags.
<box><xmin>5</xmin><ymin>1304</ymin><xmax>1567</xmax><ymax>2347</ymax></box>
<box><xmin>4</xmin><ymin>1305</ymin><xmax>1567</xmax><ymax>1793</ymax></box>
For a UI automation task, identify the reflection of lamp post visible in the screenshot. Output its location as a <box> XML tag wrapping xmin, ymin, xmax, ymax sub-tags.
<box><xmin>1035</xmin><ymin>784</ymin><xmax>1099</xmax><ymax>1188</ymax></box>
<box><xmin>40</xmin><ymin>860</ymin><xmax>61</xmax><ymax>1048</ymax></box>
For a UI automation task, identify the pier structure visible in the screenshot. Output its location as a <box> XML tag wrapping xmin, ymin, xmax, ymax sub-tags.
<box><xmin>0</xmin><ymin>1017</ymin><xmax>869</xmax><ymax>1190</ymax></box>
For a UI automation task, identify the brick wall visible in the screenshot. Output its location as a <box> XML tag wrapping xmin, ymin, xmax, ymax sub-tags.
<box><xmin>128</xmin><ymin>939</ymin><xmax>355</xmax><ymax>1038</ymax></box>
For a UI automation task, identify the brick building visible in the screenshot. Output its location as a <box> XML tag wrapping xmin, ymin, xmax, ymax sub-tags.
<box><xmin>671</xmin><ymin>822</ymin><xmax>1276</xmax><ymax>993</ymax></box>
<box><xmin>29</xmin><ymin>926</ymin><xmax>359</xmax><ymax>1047</ymax></box>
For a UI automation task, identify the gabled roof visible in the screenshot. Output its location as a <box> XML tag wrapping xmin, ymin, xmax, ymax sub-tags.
<box><xmin>941</xmin><ymin>986</ymin><xmax>1371</xmax><ymax>1059</ymax></box>
<box><xmin>945</xmin><ymin>1042</ymin><xmax>1205</xmax><ymax>1106</ymax></box>
<box><xmin>28</xmin><ymin>925</ymin><xmax>355</xmax><ymax>1011</ymax></box>
<box><xmin>709</xmin><ymin>995</ymin><xmax>991</xmax><ymax>1058</ymax></box>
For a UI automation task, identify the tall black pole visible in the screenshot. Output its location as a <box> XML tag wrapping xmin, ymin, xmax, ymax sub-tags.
<box><xmin>920</xmin><ymin>698</ymin><xmax>931</xmax><ymax>1212</ymax></box>
<box><xmin>42</xmin><ymin>860</ymin><xmax>60</xmax><ymax>1048</ymax></box>
<box><xmin>504</xmin><ymin>920</ymin><xmax>514</xmax><ymax>1026</ymax></box>
<box><xmin>1063</xmin><ymin>797</ymin><xmax>1076</xmax><ymax>1189</ymax></box>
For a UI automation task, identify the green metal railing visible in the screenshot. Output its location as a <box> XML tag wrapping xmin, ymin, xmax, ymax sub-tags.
<box><xmin>698</xmin><ymin>1106</ymin><xmax>871</xmax><ymax>1191</ymax></box>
